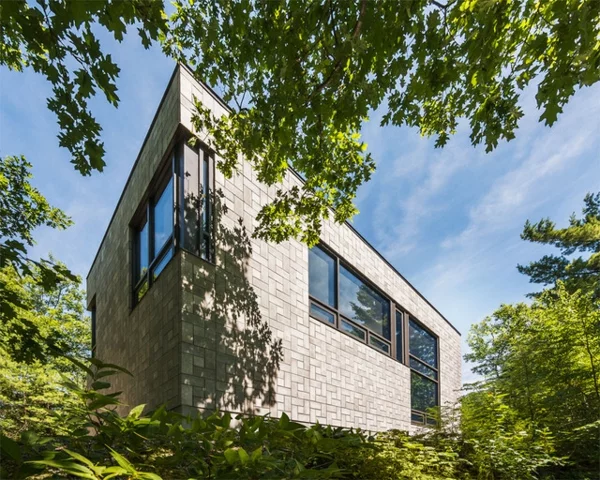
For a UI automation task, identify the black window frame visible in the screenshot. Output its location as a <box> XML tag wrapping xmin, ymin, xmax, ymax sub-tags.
<box><xmin>307</xmin><ymin>242</ymin><xmax>441</xmax><ymax>427</ymax></box>
<box><xmin>90</xmin><ymin>302</ymin><xmax>97</xmax><ymax>357</ymax></box>
<box><xmin>131</xmin><ymin>132</ymin><xmax>215</xmax><ymax>308</ymax></box>
<box><xmin>408</xmin><ymin>316</ymin><xmax>440</xmax><ymax>426</ymax></box>
<box><xmin>132</xmin><ymin>158</ymin><xmax>176</xmax><ymax>305</ymax></box>
<box><xmin>179</xmin><ymin>140</ymin><xmax>215</xmax><ymax>263</ymax></box>
<box><xmin>308</xmin><ymin>244</ymin><xmax>393</xmax><ymax>356</ymax></box>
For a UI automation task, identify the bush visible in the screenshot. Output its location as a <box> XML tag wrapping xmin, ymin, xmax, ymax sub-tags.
<box><xmin>337</xmin><ymin>429</ymin><xmax>460</xmax><ymax>480</ymax></box>
<box><xmin>0</xmin><ymin>358</ymin><xmax>365</xmax><ymax>479</ymax></box>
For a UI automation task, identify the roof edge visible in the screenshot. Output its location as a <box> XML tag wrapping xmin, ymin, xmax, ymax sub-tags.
<box><xmin>85</xmin><ymin>62</ymin><xmax>461</xmax><ymax>336</ymax></box>
<box><xmin>87</xmin><ymin>63</ymin><xmax>181</xmax><ymax>280</ymax></box>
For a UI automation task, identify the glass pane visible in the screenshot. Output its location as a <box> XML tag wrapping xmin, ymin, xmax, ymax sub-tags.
<box><xmin>369</xmin><ymin>335</ymin><xmax>390</xmax><ymax>353</ymax></box>
<box><xmin>202</xmin><ymin>151</ymin><xmax>210</xmax><ymax>230</ymax></box>
<box><xmin>340</xmin><ymin>319</ymin><xmax>365</xmax><ymax>341</ymax></box>
<box><xmin>396</xmin><ymin>310</ymin><xmax>403</xmax><ymax>361</ymax></box>
<box><xmin>135</xmin><ymin>279</ymin><xmax>148</xmax><ymax>303</ymax></box>
<box><xmin>339</xmin><ymin>266</ymin><xmax>390</xmax><ymax>339</ymax></box>
<box><xmin>201</xmin><ymin>152</ymin><xmax>212</xmax><ymax>260</ymax></box>
<box><xmin>426</xmin><ymin>416</ymin><xmax>437</xmax><ymax>426</ymax></box>
<box><xmin>310</xmin><ymin>302</ymin><xmax>335</xmax><ymax>325</ymax></box>
<box><xmin>153</xmin><ymin>178</ymin><xmax>173</xmax><ymax>257</ymax></box>
<box><xmin>181</xmin><ymin>144</ymin><xmax>200</xmax><ymax>254</ymax></box>
<box><xmin>152</xmin><ymin>247</ymin><xmax>173</xmax><ymax>280</ymax></box>
<box><xmin>308</xmin><ymin>246</ymin><xmax>336</xmax><ymax>307</ymax></box>
<box><xmin>409</xmin><ymin>318</ymin><xmax>438</xmax><ymax>367</ymax></box>
<box><xmin>411</xmin><ymin>371</ymin><xmax>438</xmax><ymax>413</ymax></box>
<box><xmin>410</xmin><ymin>357</ymin><xmax>438</xmax><ymax>380</ymax></box>
<box><xmin>411</xmin><ymin>411</ymin><xmax>425</xmax><ymax>424</ymax></box>
<box><xmin>136</xmin><ymin>221</ymin><xmax>149</xmax><ymax>282</ymax></box>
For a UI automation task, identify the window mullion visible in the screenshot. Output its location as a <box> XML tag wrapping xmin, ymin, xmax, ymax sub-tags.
<box><xmin>173</xmin><ymin>146</ymin><xmax>180</xmax><ymax>250</ymax></box>
<box><xmin>147</xmin><ymin>202</ymin><xmax>153</xmax><ymax>285</ymax></box>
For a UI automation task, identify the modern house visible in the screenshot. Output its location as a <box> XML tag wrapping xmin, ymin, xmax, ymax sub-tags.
<box><xmin>87</xmin><ymin>64</ymin><xmax>461</xmax><ymax>431</ymax></box>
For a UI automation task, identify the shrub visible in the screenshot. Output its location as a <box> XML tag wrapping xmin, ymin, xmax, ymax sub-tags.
<box><xmin>0</xmin><ymin>358</ymin><xmax>365</xmax><ymax>479</ymax></box>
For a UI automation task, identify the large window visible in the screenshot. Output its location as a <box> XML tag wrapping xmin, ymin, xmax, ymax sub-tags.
<box><xmin>132</xmin><ymin>136</ymin><xmax>214</xmax><ymax>306</ymax></box>
<box><xmin>133</xmin><ymin>173</ymin><xmax>175</xmax><ymax>303</ymax></box>
<box><xmin>180</xmin><ymin>142</ymin><xmax>214</xmax><ymax>261</ymax></box>
<box><xmin>308</xmin><ymin>243</ymin><xmax>441</xmax><ymax>427</ymax></box>
<box><xmin>308</xmin><ymin>245</ymin><xmax>391</xmax><ymax>354</ymax></box>
<box><xmin>409</xmin><ymin>318</ymin><xmax>439</xmax><ymax>425</ymax></box>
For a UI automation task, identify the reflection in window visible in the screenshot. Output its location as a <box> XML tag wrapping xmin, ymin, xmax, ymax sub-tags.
<box><xmin>411</xmin><ymin>371</ymin><xmax>438</xmax><ymax>413</ymax></box>
<box><xmin>310</xmin><ymin>302</ymin><xmax>335</xmax><ymax>325</ymax></box>
<box><xmin>308</xmin><ymin>246</ymin><xmax>336</xmax><ymax>307</ymax></box>
<box><xmin>136</xmin><ymin>220</ymin><xmax>149</xmax><ymax>283</ymax></box>
<box><xmin>409</xmin><ymin>318</ymin><xmax>439</xmax><ymax>425</ymax></box>
<box><xmin>133</xmin><ymin>175</ymin><xmax>174</xmax><ymax>306</ymax></box>
<box><xmin>153</xmin><ymin>180</ymin><xmax>173</xmax><ymax>256</ymax></box>
<box><xmin>410</xmin><ymin>357</ymin><xmax>438</xmax><ymax>380</ymax></box>
<box><xmin>339</xmin><ymin>266</ymin><xmax>390</xmax><ymax>339</ymax></box>
<box><xmin>152</xmin><ymin>248</ymin><xmax>173</xmax><ymax>280</ymax></box>
<box><xmin>396</xmin><ymin>310</ymin><xmax>403</xmax><ymax>362</ymax></box>
<box><xmin>409</xmin><ymin>318</ymin><xmax>437</xmax><ymax>367</ymax></box>
<box><xmin>370</xmin><ymin>335</ymin><xmax>390</xmax><ymax>353</ymax></box>
<box><xmin>180</xmin><ymin>144</ymin><xmax>214</xmax><ymax>262</ymax></box>
<box><xmin>340</xmin><ymin>319</ymin><xmax>366</xmax><ymax>341</ymax></box>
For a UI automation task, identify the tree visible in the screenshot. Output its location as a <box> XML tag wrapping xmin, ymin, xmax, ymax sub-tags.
<box><xmin>466</xmin><ymin>284</ymin><xmax>600</xmax><ymax>477</ymax></box>
<box><xmin>3</xmin><ymin>0</ymin><xmax>600</xmax><ymax>244</ymax></box>
<box><xmin>0</xmin><ymin>260</ymin><xmax>90</xmax><ymax>439</ymax></box>
<box><xmin>518</xmin><ymin>192</ymin><xmax>600</xmax><ymax>295</ymax></box>
<box><xmin>0</xmin><ymin>155</ymin><xmax>78</xmax><ymax>362</ymax></box>
<box><xmin>0</xmin><ymin>0</ymin><xmax>166</xmax><ymax>175</ymax></box>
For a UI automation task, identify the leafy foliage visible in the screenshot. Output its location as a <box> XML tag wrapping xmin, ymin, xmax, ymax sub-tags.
<box><xmin>4</xmin><ymin>1</ymin><xmax>600</xmax><ymax>244</ymax></box>
<box><xmin>518</xmin><ymin>192</ymin><xmax>600</xmax><ymax>295</ymax></box>
<box><xmin>0</xmin><ymin>1</ymin><xmax>167</xmax><ymax>174</ymax></box>
<box><xmin>166</xmin><ymin>0</ymin><xmax>600</xmax><ymax>244</ymax></box>
<box><xmin>466</xmin><ymin>284</ymin><xmax>600</xmax><ymax>478</ymax></box>
<box><xmin>0</xmin><ymin>359</ymin><xmax>366</xmax><ymax>480</ymax></box>
<box><xmin>338</xmin><ymin>429</ymin><xmax>461</xmax><ymax>480</ymax></box>
<box><xmin>0</xmin><ymin>261</ymin><xmax>90</xmax><ymax>439</ymax></box>
<box><xmin>0</xmin><ymin>155</ymin><xmax>82</xmax><ymax>362</ymax></box>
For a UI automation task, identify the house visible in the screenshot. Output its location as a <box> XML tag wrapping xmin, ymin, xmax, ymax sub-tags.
<box><xmin>86</xmin><ymin>63</ymin><xmax>461</xmax><ymax>431</ymax></box>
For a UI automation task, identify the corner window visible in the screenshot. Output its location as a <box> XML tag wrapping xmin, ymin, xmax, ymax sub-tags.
<box><xmin>180</xmin><ymin>142</ymin><xmax>214</xmax><ymax>262</ymax></box>
<box><xmin>134</xmin><ymin>175</ymin><xmax>175</xmax><ymax>303</ymax></box>
<box><xmin>132</xmin><ymin>135</ymin><xmax>215</xmax><ymax>307</ymax></box>
<box><xmin>308</xmin><ymin>244</ymin><xmax>392</xmax><ymax>354</ymax></box>
<box><xmin>409</xmin><ymin>318</ymin><xmax>439</xmax><ymax>425</ymax></box>
<box><xmin>90</xmin><ymin>304</ymin><xmax>97</xmax><ymax>357</ymax></box>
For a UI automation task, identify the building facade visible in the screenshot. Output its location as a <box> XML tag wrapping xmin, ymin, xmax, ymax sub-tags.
<box><xmin>87</xmin><ymin>64</ymin><xmax>461</xmax><ymax>432</ymax></box>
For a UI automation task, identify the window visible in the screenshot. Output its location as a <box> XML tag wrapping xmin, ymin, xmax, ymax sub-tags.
<box><xmin>308</xmin><ymin>247</ymin><xmax>336</xmax><ymax>307</ymax></box>
<box><xmin>395</xmin><ymin>310</ymin><xmax>403</xmax><ymax>362</ymax></box>
<box><xmin>180</xmin><ymin>142</ymin><xmax>214</xmax><ymax>262</ymax></box>
<box><xmin>134</xmin><ymin>175</ymin><xmax>174</xmax><ymax>302</ymax></box>
<box><xmin>132</xmin><ymin>136</ymin><xmax>215</xmax><ymax>307</ymax></box>
<box><xmin>307</xmin><ymin>245</ymin><xmax>443</xmax><ymax>426</ymax></box>
<box><xmin>90</xmin><ymin>305</ymin><xmax>97</xmax><ymax>357</ymax></box>
<box><xmin>409</xmin><ymin>318</ymin><xmax>439</xmax><ymax>425</ymax></box>
<box><xmin>339</xmin><ymin>265</ymin><xmax>390</xmax><ymax>339</ymax></box>
<box><xmin>308</xmin><ymin>245</ymin><xmax>392</xmax><ymax>354</ymax></box>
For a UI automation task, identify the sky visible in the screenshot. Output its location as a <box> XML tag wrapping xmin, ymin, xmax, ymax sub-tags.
<box><xmin>1</xmin><ymin>33</ymin><xmax>599</xmax><ymax>383</ymax></box>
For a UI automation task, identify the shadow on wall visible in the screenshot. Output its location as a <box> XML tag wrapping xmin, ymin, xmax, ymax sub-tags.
<box><xmin>181</xmin><ymin>187</ymin><xmax>283</xmax><ymax>414</ymax></box>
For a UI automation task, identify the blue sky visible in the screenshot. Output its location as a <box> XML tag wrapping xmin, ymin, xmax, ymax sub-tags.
<box><xmin>1</xmin><ymin>34</ymin><xmax>599</xmax><ymax>382</ymax></box>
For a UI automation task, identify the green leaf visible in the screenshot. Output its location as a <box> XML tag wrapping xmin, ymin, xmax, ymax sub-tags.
<box><xmin>128</xmin><ymin>404</ymin><xmax>146</xmax><ymax>419</ymax></box>
<box><xmin>251</xmin><ymin>446</ymin><xmax>262</xmax><ymax>462</ymax></box>
<box><xmin>0</xmin><ymin>434</ymin><xmax>21</xmax><ymax>463</ymax></box>
<box><xmin>91</xmin><ymin>380</ymin><xmax>111</xmax><ymax>390</ymax></box>
<box><xmin>224</xmin><ymin>448</ymin><xmax>238</xmax><ymax>464</ymax></box>
<box><xmin>238</xmin><ymin>447</ymin><xmax>249</xmax><ymax>465</ymax></box>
